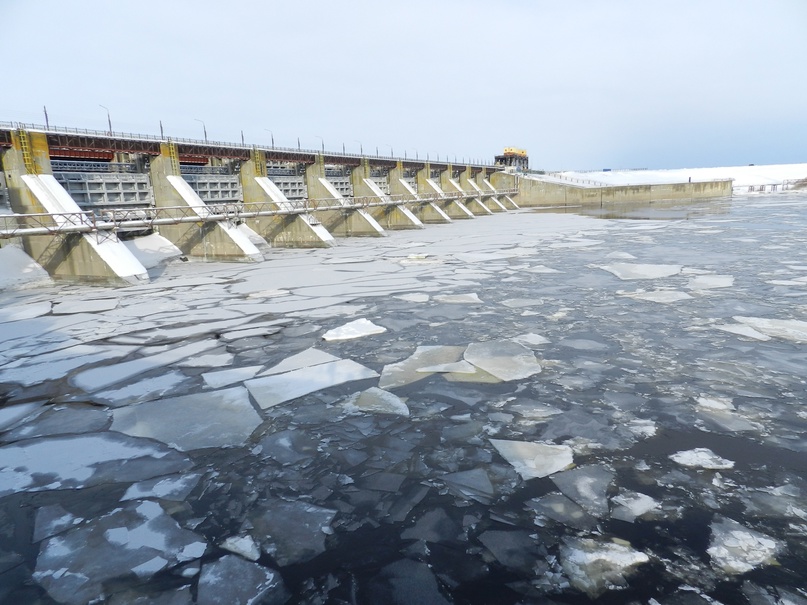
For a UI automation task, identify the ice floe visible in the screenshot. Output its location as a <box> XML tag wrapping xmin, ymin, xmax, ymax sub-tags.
<box><xmin>687</xmin><ymin>275</ymin><xmax>735</xmax><ymax>290</ymax></box>
<box><xmin>434</xmin><ymin>293</ymin><xmax>482</xmax><ymax>304</ymax></box>
<box><xmin>622</xmin><ymin>290</ymin><xmax>693</xmax><ymax>303</ymax></box>
<box><xmin>708</xmin><ymin>517</ymin><xmax>781</xmax><ymax>575</ymax></box>
<box><xmin>463</xmin><ymin>340</ymin><xmax>542</xmax><ymax>381</ymax></box>
<box><xmin>552</xmin><ymin>465</ymin><xmax>615</xmax><ymax>517</ymax></box>
<box><xmin>343</xmin><ymin>387</ymin><xmax>410</xmax><ymax>416</ymax></box>
<box><xmin>379</xmin><ymin>345</ymin><xmax>465</xmax><ymax>389</ymax></box>
<box><xmin>599</xmin><ymin>263</ymin><xmax>683</xmax><ymax>280</ymax></box>
<box><xmin>246</xmin><ymin>359</ymin><xmax>378</xmax><ymax>409</ymax></box>
<box><xmin>197</xmin><ymin>555</ymin><xmax>288</xmax><ymax>605</ymax></box>
<box><xmin>560</xmin><ymin>537</ymin><xmax>650</xmax><ymax>598</ymax></box>
<box><xmin>732</xmin><ymin>316</ymin><xmax>807</xmax><ymax>343</ymax></box>
<box><xmin>111</xmin><ymin>386</ymin><xmax>261</xmax><ymax>451</ymax></box>
<box><xmin>322</xmin><ymin>318</ymin><xmax>387</xmax><ymax>341</ymax></box>
<box><xmin>489</xmin><ymin>439</ymin><xmax>574</xmax><ymax>479</ymax></box>
<box><xmin>669</xmin><ymin>448</ymin><xmax>735</xmax><ymax>470</ymax></box>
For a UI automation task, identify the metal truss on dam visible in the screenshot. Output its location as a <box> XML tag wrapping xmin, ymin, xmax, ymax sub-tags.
<box><xmin>0</xmin><ymin>124</ymin><xmax>520</xmax><ymax>284</ymax></box>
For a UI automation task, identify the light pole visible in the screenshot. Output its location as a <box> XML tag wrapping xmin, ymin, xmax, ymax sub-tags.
<box><xmin>99</xmin><ymin>104</ymin><xmax>112</xmax><ymax>135</ymax></box>
<box><xmin>194</xmin><ymin>118</ymin><xmax>207</xmax><ymax>142</ymax></box>
<box><xmin>315</xmin><ymin>136</ymin><xmax>324</xmax><ymax>153</ymax></box>
<box><xmin>386</xmin><ymin>144</ymin><xmax>393</xmax><ymax>158</ymax></box>
<box><xmin>354</xmin><ymin>140</ymin><xmax>363</xmax><ymax>155</ymax></box>
<box><xmin>265</xmin><ymin>129</ymin><xmax>274</xmax><ymax>148</ymax></box>
<box><xmin>410</xmin><ymin>149</ymin><xmax>418</xmax><ymax>160</ymax></box>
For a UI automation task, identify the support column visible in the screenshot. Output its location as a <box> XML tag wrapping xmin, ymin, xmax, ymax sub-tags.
<box><xmin>1</xmin><ymin>130</ymin><xmax>148</xmax><ymax>284</ymax></box>
<box><xmin>304</xmin><ymin>155</ymin><xmax>384</xmax><ymax>237</ymax></box>
<box><xmin>457</xmin><ymin>165</ymin><xmax>497</xmax><ymax>214</ymax></box>
<box><xmin>149</xmin><ymin>142</ymin><xmax>261</xmax><ymax>261</ymax></box>
<box><xmin>418</xmin><ymin>163</ymin><xmax>473</xmax><ymax>219</ymax></box>
<box><xmin>350</xmin><ymin>159</ymin><xmax>421</xmax><ymax>230</ymax></box>
<box><xmin>240</xmin><ymin>149</ymin><xmax>333</xmax><ymax>247</ymax></box>
<box><xmin>389</xmin><ymin>161</ymin><xmax>450</xmax><ymax>223</ymax></box>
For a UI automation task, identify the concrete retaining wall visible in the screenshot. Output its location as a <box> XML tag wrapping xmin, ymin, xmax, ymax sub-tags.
<box><xmin>490</xmin><ymin>173</ymin><xmax>732</xmax><ymax>207</ymax></box>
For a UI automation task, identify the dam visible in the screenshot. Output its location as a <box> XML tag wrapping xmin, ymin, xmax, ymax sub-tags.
<box><xmin>1</xmin><ymin>122</ymin><xmax>734</xmax><ymax>285</ymax></box>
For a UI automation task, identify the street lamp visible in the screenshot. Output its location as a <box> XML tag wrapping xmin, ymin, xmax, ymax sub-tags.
<box><xmin>265</xmin><ymin>129</ymin><xmax>274</xmax><ymax>148</ymax></box>
<box><xmin>386</xmin><ymin>144</ymin><xmax>393</xmax><ymax>157</ymax></box>
<box><xmin>194</xmin><ymin>118</ymin><xmax>207</xmax><ymax>142</ymax></box>
<box><xmin>99</xmin><ymin>104</ymin><xmax>112</xmax><ymax>135</ymax></box>
<box><xmin>354</xmin><ymin>140</ymin><xmax>363</xmax><ymax>155</ymax></box>
<box><xmin>314</xmin><ymin>136</ymin><xmax>324</xmax><ymax>153</ymax></box>
<box><xmin>410</xmin><ymin>149</ymin><xmax>418</xmax><ymax>160</ymax></box>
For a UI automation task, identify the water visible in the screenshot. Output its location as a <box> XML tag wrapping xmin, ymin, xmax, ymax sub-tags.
<box><xmin>2</xmin><ymin>193</ymin><xmax>807</xmax><ymax>603</ymax></box>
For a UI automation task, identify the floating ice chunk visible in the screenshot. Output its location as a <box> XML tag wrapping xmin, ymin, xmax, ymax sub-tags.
<box><xmin>176</xmin><ymin>351</ymin><xmax>236</xmax><ymax>368</ymax></box>
<box><xmin>220</xmin><ymin>535</ymin><xmax>261</xmax><ymax>561</ymax></box>
<box><xmin>0</xmin><ymin>344</ymin><xmax>136</xmax><ymax>387</ymax></box>
<box><xmin>219</xmin><ymin>326</ymin><xmax>282</xmax><ymax>341</ymax></box>
<box><xmin>622</xmin><ymin>290</ymin><xmax>693</xmax><ymax>303</ymax></box>
<box><xmin>512</xmin><ymin>332</ymin><xmax>550</xmax><ymax>347</ymax></box>
<box><xmin>708</xmin><ymin>517</ymin><xmax>781</xmax><ymax>575</ymax></box>
<box><xmin>464</xmin><ymin>340</ymin><xmax>542</xmax><ymax>381</ymax></box>
<box><xmin>379</xmin><ymin>346</ymin><xmax>465</xmax><ymax>389</ymax></box>
<box><xmin>478</xmin><ymin>530</ymin><xmax>547</xmax><ymax>574</ymax></box>
<box><xmin>417</xmin><ymin>360</ymin><xmax>477</xmax><ymax>374</ymax></box>
<box><xmin>343</xmin><ymin>387</ymin><xmax>409</xmax><ymax>416</ymax></box>
<box><xmin>0</xmin><ymin>433</ymin><xmax>191</xmax><ymax>497</ymax></box>
<box><xmin>197</xmin><ymin>555</ymin><xmax>287</xmax><ymax>605</ymax></box>
<box><xmin>122</xmin><ymin>473</ymin><xmax>202</xmax><ymax>502</ymax></box>
<box><xmin>528</xmin><ymin>494</ymin><xmax>596</xmax><ymax>530</ymax></box>
<box><xmin>714</xmin><ymin>323</ymin><xmax>771</xmax><ymax>341</ymax></box>
<box><xmin>442</xmin><ymin>468</ymin><xmax>496</xmax><ymax>503</ymax></box>
<box><xmin>401</xmin><ymin>509</ymin><xmax>460</xmax><ymax>543</ymax></box>
<box><xmin>52</xmin><ymin>298</ymin><xmax>119</xmax><ymax>314</ymax></box>
<box><xmin>733</xmin><ymin>316</ymin><xmax>807</xmax><ymax>343</ymax></box>
<box><xmin>697</xmin><ymin>396</ymin><xmax>736</xmax><ymax>411</ymax></box>
<box><xmin>33</xmin><ymin>505</ymin><xmax>83</xmax><ymax>542</ymax></box>
<box><xmin>611</xmin><ymin>491</ymin><xmax>660</xmax><ymax>522</ymax></box>
<box><xmin>246</xmin><ymin>360</ymin><xmax>378</xmax><ymax>409</ymax></box>
<box><xmin>34</xmin><ymin>500</ymin><xmax>206</xmax><ymax>605</ymax></box>
<box><xmin>527</xmin><ymin>264</ymin><xmax>561</xmax><ymax>273</ymax></box>
<box><xmin>249</xmin><ymin>500</ymin><xmax>336</xmax><ymax>566</ymax></box>
<box><xmin>0</xmin><ymin>300</ymin><xmax>52</xmax><ymax>323</ymax></box>
<box><xmin>507</xmin><ymin>401</ymin><xmax>563</xmax><ymax>419</ymax></box>
<box><xmin>490</xmin><ymin>439</ymin><xmax>573</xmax><ymax>479</ymax></box>
<box><xmin>560</xmin><ymin>537</ymin><xmax>650</xmax><ymax>598</ymax></box>
<box><xmin>368</xmin><ymin>559</ymin><xmax>451</xmax><ymax>605</ymax></box>
<box><xmin>599</xmin><ymin>263</ymin><xmax>682</xmax><ymax>280</ymax></box>
<box><xmin>1</xmin><ymin>405</ymin><xmax>110</xmax><ymax>442</ymax></box>
<box><xmin>94</xmin><ymin>370</ymin><xmax>190</xmax><ymax>407</ymax></box>
<box><xmin>552</xmin><ymin>465</ymin><xmax>615</xmax><ymax>517</ymax></box>
<box><xmin>501</xmin><ymin>298</ymin><xmax>543</xmax><ymax>308</ymax></box>
<box><xmin>395</xmin><ymin>293</ymin><xmax>430</xmax><ymax>303</ymax></box>
<box><xmin>258</xmin><ymin>429</ymin><xmax>318</xmax><ymax>465</ymax></box>
<box><xmin>669</xmin><ymin>448</ymin><xmax>734</xmax><ymax>470</ymax></box>
<box><xmin>111</xmin><ymin>386</ymin><xmax>262</xmax><ymax>451</ymax></box>
<box><xmin>258</xmin><ymin>347</ymin><xmax>341</xmax><ymax>377</ymax></box>
<box><xmin>0</xmin><ymin>401</ymin><xmax>43</xmax><ymax>432</ymax></box>
<box><xmin>434</xmin><ymin>293</ymin><xmax>482</xmax><ymax>304</ymax></box>
<box><xmin>605</xmin><ymin>251</ymin><xmax>637</xmax><ymax>260</ymax></box>
<box><xmin>322</xmin><ymin>318</ymin><xmax>387</xmax><ymax>341</ymax></box>
<box><xmin>202</xmin><ymin>365</ymin><xmax>263</xmax><ymax>389</ymax></box>
<box><xmin>72</xmin><ymin>339</ymin><xmax>219</xmax><ymax>392</ymax></box>
<box><xmin>688</xmin><ymin>275</ymin><xmax>734</xmax><ymax>290</ymax></box>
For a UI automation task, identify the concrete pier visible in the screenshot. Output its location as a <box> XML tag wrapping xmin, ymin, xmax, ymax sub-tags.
<box><xmin>417</xmin><ymin>163</ymin><xmax>473</xmax><ymax>219</ymax></box>
<box><xmin>350</xmin><ymin>159</ymin><xmax>422</xmax><ymax>230</ymax></box>
<box><xmin>388</xmin><ymin>161</ymin><xmax>451</xmax><ymax>224</ymax></box>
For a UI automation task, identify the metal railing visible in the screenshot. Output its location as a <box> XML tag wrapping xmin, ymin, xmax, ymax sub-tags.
<box><xmin>51</xmin><ymin>160</ymin><xmax>138</xmax><ymax>173</ymax></box>
<box><xmin>179</xmin><ymin>165</ymin><xmax>231</xmax><ymax>175</ymax></box>
<box><xmin>0</xmin><ymin>188</ymin><xmax>519</xmax><ymax>239</ymax></box>
<box><xmin>0</xmin><ymin>121</ymin><xmax>498</xmax><ymax>168</ymax></box>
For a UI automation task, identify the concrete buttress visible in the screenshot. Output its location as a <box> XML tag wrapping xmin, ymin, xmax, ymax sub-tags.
<box><xmin>350</xmin><ymin>159</ymin><xmax>422</xmax><ymax>230</ymax></box>
<box><xmin>417</xmin><ymin>163</ymin><xmax>473</xmax><ymax>219</ymax></box>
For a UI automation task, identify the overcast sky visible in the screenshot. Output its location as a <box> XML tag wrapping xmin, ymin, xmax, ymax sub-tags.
<box><xmin>1</xmin><ymin>0</ymin><xmax>805</xmax><ymax>170</ymax></box>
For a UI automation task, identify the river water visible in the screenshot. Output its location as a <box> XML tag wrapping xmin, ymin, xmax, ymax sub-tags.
<box><xmin>2</xmin><ymin>193</ymin><xmax>807</xmax><ymax>604</ymax></box>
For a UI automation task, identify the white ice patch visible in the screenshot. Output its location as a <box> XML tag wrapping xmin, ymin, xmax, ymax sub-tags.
<box><xmin>123</xmin><ymin>233</ymin><xmax>183</xmax><ymax>268</ymax></box>
<box><xmin>417</xmin><ymin>360</ymin><xmax>477</xmax><ymax>374</ymax></box>
<box><xmin>708</xmin><ymin>517</ymin><xmax>781</xmax><ymax>574</ymax></box>
<box><xmin>246</xmin><ymin>359</ymin><xmax>379</xmax><ymax>409</ymax></box>
<box><xmin>714</xmin><ymin>323</ymin><xmax>771</xmax><ymax>341</ymax></box>
<box><xmin>395</xmin><ymin>293</ymin><xmax>430</xmax><ymax>303</ymax></box>
<box><xmin>621</xmin><ymin>290</ymin><xmax>693</xmax><ymax>303</ymax></box>
<box><xmin>0</xmin><ymin>245</ymin><xmax>51</xmax><ymax>289</ymax></box>
<box><xmin>220</xmin><ymin>535</ymin><xmax>261</xmax><ymax>561</ymax></box>
<box><xmin>322</xmin><ymin>318</ymin><xmax>387</xmax><ymax>341</ymax></box>
<box><xmin>732</xmin><ymin>316</ymin><xmax>807</xmax><ymax>343</ymax></box>
<box><xmin>464</xmin><ymin>340</ymin><xmax>542</xmax><ymax>381</ymax></box>
<box><xmin>434</xmin><ymin>293</ymin><xmax>482</xmax><ymax>304</ymax></box>
<box><xmin>611</xmin><ymin>491</ymin><xmax>660</xmax><ymax>522</ymax></box>
<box><xmin>343</xmin><ymin>387</ymin><xmax>409</xmax><ymax>416</ymax></box>
<box><xmin>669</xmin><ymin>448</ymin><xmax>734</xmax><ymax>470</ymax></box>
<box><xmin>202</xmin><ymin>365</ymin><xmax>263</xmax><ymax>389</ymax></box>
<box><xmin>560</xmin><ymin>538</ymin><xmax>650</xmax><ymax>598</ymax></box>
<box><xmin>687</xmin><ymin>275</ymin><xmax>734</xmax><ymax>290</ymax></box>
<box><xmin>512</xmin><ymin>333</ymin><xmax>550</xmax><ymax>347</ymax></box>
<box><xmin>605</xmin><ymin>251</ymin><xmax>637</xmax><ymax>260</ymax></box>
<box><xmin>490</xmin><ymin>439</ymin><xmax>573</xmax><ymax>479</ymax></box>
<box><xmin>111</xmin><ymin>386</ymin><xmax>262</xmax><ymax>451</ymax></box>
<box><xmin>0</xmin><ymin>433</ymin><xmax>191</xmax><ymax>497</ymax></box>
<box><xmin>197</xmin><ymin>555</ymin><xmax>286</xmax><ymax>605</ymax></box>
<box><xmin>122</xmin><ymin>473</ymin><xmax>202</xmax><ymax>502</ymax></box>
<box><xmin>599</xmin><ymin>263</ymin><xmax>682</xmax><ymax>280</ymax></box>
<box><xmin>379</xmin><ymin>346</ymin><xmax>466</xmax><ymax>389</ymax></box>
<box><xmin>258</xmin><ymin>348</ymin><xmax>341</xmax><ymax>377</ymax></box>
<box><xmin>697</xmin><ymin>396</ymin><xmax>736</xmax><ymax>411</ymax></box>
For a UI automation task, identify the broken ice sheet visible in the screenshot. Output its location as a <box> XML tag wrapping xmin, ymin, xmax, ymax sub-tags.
<box><xmin>395</xmin><ymin>293</ymin><xmax>430</xmax><ymax>303</ymax></box>
<box><xmin>202</xmin><ymin>365</ymin><xmax>263</xmax><ymax>389</ymax></box>
<box><xmin>322</xmin><ymin>318</ymin><xmax>387</xmax><ymax>341</ymax></box>
<box><xmin>490</xmin><ymin>439</ymin><xmax>574</xmax><ymax>479</ymax></box>
<box><xmin>0</xmin><ymin>404</ymin><xmax>110</xmax><ymax>442</ymax></box>
<box><xmin>433</xmin><ymin>293</ymin><xmax>482</xmax><ymax>304</ymax></box>
<box><xmin>246</xmin><ymin>359</ymin><xmax>378</xmax><ymax>409</ymax></box>
<box><xmin>219</xmin><ymin>535</ymin><xmax>261</xmax><ymax>561</ymax></box>
<box><xmin>379</xmin><ymin>345</ymin><xmax>465</xmax><ymax>389</ymax></box>
<box><xmin>732</xmin><ymin>316</ymin><xmax>807</xmax><ymax>343</ymax></box>
<box><xmin>528</xmin><ymin>493</ymin><xmax>596</xmax><ymax>530</ymax></box>
<box><xmin>463</xmin><ymin>340</ymin><xmax>542</xmax><ymax>381</ymax></box>
<box><xmin>713</xmin><ymin>323</ymin><xmax>771</xmax><ymax>341</ymax></box>
<box><xmin>512</xmin><ymin>332</ymin><xmax>550</xmax><ymax>347</ymax></box>
<box><xmin>343</xmin><ymin>387</ymin><xmax>410</xmax><ymax>416</ymax></box>
<box><xmin>621</xmin><ymin>290</ymin><xmax>693</xmax><ymax>303</ymax></box>
<box><xmin>560</xmin><ymin>537</ymin><xmax>650</xmax><ymax>598</ymax></box>
<box><xmin>122</xmin><ymin>473</ymin><xmax>202</xmax><ymax>502</ymax></box>
<box><xmin>196</xmin><ymin>555</ymin><xmax>289</xmax><ymax>605</ymax></box>
<box><xmin>111</xmin><ymin>386</ymin><xmax>262</xmax><ymax>451</ymax></box>
<box><xmin>551</xmin><ymin>465</ymin><xmax>615</xmax><ymax>517</ymax></box>
<box><xmin>708</xmin><ymin>517</ymin><xmax>781</xmax><ymax>575</ymax></box>
<box><xmin>669</xmin><ymin>448</ymin><xmax>734</xmax><ymax>470</ymax></box>
<box><xmin>33</xmin><ymin>504</ymin><xmax>83</xmax><ymax>542</ymax></box>
<box><xmin>257</xmin><ymin>347</ymin><xmax>340</xmax><ymax>377</ymax></box>
<box><xmin>478</xmin><ymin>530</ymin><xmax>547</xmax><ymax>575</ymax></box>
<box><xmin>687</xmin><ymin>275</ymin><xmax>734</xmax><ymax>290</ymax></box>
<box><xmin>248</xmin><ymin>500</ymin><xmax>337</xmax><ymax>566</ymax></box>
<box><xmin>610</xmin><ymin>491</ymin><xmax>660</xmax><ymax>523</ymax></box>
<box><xmin>0</xmin><ymin>433</ymin><xmax>192</xmax><ymax>497</ymax></box>
<box><xmin>599</xmin><ymin>263</ymin><xmax>682</xmax><ymax>280</ymax></box>
<box><xmin>442</xmin><ymin>468</ymin><xmax>496</xmax><ymax>504</ymax></box>
<box><xmin>34</xmin><ymin>500</ymin><xmax>206</xmax><ymax>605</ymax></box>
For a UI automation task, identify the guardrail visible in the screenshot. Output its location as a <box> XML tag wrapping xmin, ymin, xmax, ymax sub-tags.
<box><xmin>51</xmin><ymin>160</ymin><xmax>138</xmax><ymax>173</ymax></box>
<box><xmin>0</xmin><ymin>188</ymin><xmax>519</xmax><ymax>238</ymax></box>
<box><xmin>0</xmin><ymin>121</ymin><xmax>497</xmax><ymax>168</ymax></box>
